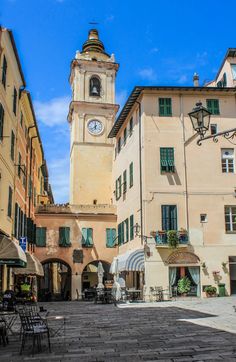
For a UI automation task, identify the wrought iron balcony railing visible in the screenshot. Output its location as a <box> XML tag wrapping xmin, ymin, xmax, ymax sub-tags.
<box><xmin>154</xmin><ymin>230</ymin><xmax>189</xmax><ymax>246</ymax></box>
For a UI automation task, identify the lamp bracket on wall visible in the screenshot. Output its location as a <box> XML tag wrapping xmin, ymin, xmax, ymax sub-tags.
<box><xmin>197</xmin><ymin>127</ymin><xmax>236</xmax><ymax>146</ymax></box>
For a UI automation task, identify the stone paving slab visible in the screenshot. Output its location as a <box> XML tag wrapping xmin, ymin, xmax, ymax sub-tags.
<box><xmin>0</xmin><ymin>301</ymin><xmax>236</xmax><ymax>361</ymax></box>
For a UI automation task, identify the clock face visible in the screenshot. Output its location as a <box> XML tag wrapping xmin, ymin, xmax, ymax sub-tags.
<box><xmin>87</xmin><ymin>119</ymin><xmax>104</xmax><ymax>135</ymax></box>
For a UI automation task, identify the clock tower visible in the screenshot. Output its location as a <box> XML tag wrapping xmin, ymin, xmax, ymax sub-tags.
<box><xmin>68</xmin><ymin>29</ymin><xmax>119</xmax><ymax>205</ymax></box>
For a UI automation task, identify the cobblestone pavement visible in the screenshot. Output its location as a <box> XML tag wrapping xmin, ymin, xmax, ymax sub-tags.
<box><xmin>1</xmin><ymin>301</ymin><xmax>236</xmax><ymax>361</ymax></box>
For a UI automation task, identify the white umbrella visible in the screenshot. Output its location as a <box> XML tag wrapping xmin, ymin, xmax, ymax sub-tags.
<box><xmin>97</xmin><ymin>261</ymin><xmax>104</xmax><ymax>289</ymax></box>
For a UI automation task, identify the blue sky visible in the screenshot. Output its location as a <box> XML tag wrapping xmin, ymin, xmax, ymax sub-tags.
<box><xmin>1</xmin><ymin>0</ymin><xmax>236</xmax><ymax>203</ymax></box>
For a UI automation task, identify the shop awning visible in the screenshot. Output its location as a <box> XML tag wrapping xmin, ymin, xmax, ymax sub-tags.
<box><xmin>110</xmin><ymin>249</ymin><xmax>145</xmax><ymax>273</ymax></box>
<box><xmin>14</xmin><ymin>252</ymin><xmax>44</xmax><ymax>276</ymax></box>
<box><xmin>0</xmin><ymin>234</ymin><xmax>27</xmax><ymax>267</ymax></box>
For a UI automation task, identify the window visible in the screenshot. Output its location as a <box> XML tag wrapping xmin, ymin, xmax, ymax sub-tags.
<box><xmin>130</xmin><ymin>215</ymin><xmax>134</xmax><ymax>240</ymax></box>
<box><xmin>117</xmin><ymin>137</ymin><xmax>121</xmax><ymax>153</ymax></box>
<box><xmin>123</xmin><ymin>127</ymin><xmax>127</xmax><ymax>145</ymax></box>
<box><xmin>59</xmin><ymin>227</ymin><xmax>71</xmax><ymax>247</ymax></box>
<box><xmin>1</xmin><ymin>56</ymin><xmax>7</xmax><ymax>88</ymax></box>
<box><xmin>231</xmin><ymin>64</ymin><xmax>236</xmax><ymax>80</ymax></box>
<box><xmin>159</xmin><ymin>98</ymin><xmax>172</xmax><ymax>116</ymax></box>
<box><xmin>225</xmin><ymin>206</ymin><xmax>236</xmax><ymax>232</ymax></box>
<box><xmin>0</xmin><ymin>103</ymin><xmax>4</xmax><ymax>141</ymax></box>
<box><xmin>118</xmin><ymin>222</ymin><xmax>124</xmax><ymax>245</ymax></box>
<box><xmin>20</xmin><ymin>112</ymin><xmax>23</xmax><ymax>128</ymax></box>
<box><xmin>123</xmin><ymin>170</ymin><xmax>127</xmax><ymax>194</ymax></box>
<box><xmin>82</xmin><ymin>228</ymin><xmax>93</xmax><ymax>247</ymax></box>
<box><xmin>10</xmin><ymin>130</ymin><xmax>15</xmax><ymax>161</ymax></box>
<box><xmin>206</xmin><ymin>99</ymin><xmax>220</xmax><ymax>115</ymax></box>
<box><xmin>223</xmin><ymin>72</ymin><xmax>227</xmax><ymax>87</ymax></box>
<box><xmin>14</xmin><ymin>203</ymin><xmax>19</xmax><ymax>238</ymax></box>
<box><xmin>8</xmin><ymin>186</ymin><xmax>13</xmax><ymax>217</ymax></box>
<box><xmin>160</xmin><ymin>147</ymin><xmax>175</xmax><ymax>173</ymax></box>
<box><xmin>13</xmin><ymin>87</ymin><xmax>17</xmax><ymax>115</ymax></box>
<box><xmin>36</xmin><ymin>227</ymin><xmax>47</xmax><ymax>247</ymax></box>
<box><xmin>125</xmin><ymin>218</ymin><xmax>129</xmax><ymax>243</ymax></box>
<box><xmin>129</xmin><ymin>117</ymin><xmax>133</xmax><ymax>135</ymax></box>
<box><xmin>129</xmin><ymin>162</ymin><xmax>133</xmax><ymax>188</ymax></box>
<box><xmin>89</xmin><ymin>76</ymin><xmax>101</xmax><ymax>97</ymax></box>
<box><xmin>18</xmin><ymin>153</ymin><xmax>21</xmax><ymax>177</ymax></box>
<box><xmin>210</xmin><ymin>124</ymin><xmax>217</xmax><ymax>135</ymax></box>
<box><xmin>200</xmin><ymin>214</ymin><xmax>207</xmax><ymax>223</ymax></box>
<box><xmin>221</xmin><ymin>149</ymin><xmax>234</xmax><ymax>173</ymax></box>
<box><xmin>161</xmin><ymin>205</ymin><xmax>177</xmax><ymax>231</ymax></box>
<box><xmin>106</xmin><ymin>228</ymin><xmax>116</xmax><ymax>247</ymax></box>
<box><xmin>115</xmin><ymin>176</ymin><xmax>122</xmax><ymax>200</ymax></box>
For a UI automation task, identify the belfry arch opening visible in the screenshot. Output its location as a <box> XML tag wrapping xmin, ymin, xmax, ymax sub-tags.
<box><xmin>38</xmin><ymin>259</ymin><xmax>71</xmax><ymax>302</ymax></box>
<box><xmin>82</xmin><ymin>260</ymin><xmax>111</xmax><ymax>291</ymax></box>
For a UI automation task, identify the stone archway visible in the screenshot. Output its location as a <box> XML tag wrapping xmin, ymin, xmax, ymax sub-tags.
<box><xmin>38</xmin><ymin>259</ymin><xmax>72</xmax><ymax>302</ymax></box>
<box><xmin>166</xmin><ymin>251</ymin><xmax>200</xmax><ymax>265</ymax></box>
<box><xmin>82</xmin><ymin>260</ymin><xmax>112</xmax><ymax>291</ymax></box>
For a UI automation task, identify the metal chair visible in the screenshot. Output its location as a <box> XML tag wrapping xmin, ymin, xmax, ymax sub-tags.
<box><xmin>19</xmin><ymin>309</ymin><xmax>51</xmax><ymax>355</ymax></box>
<box><xmin>0</xmin><ymin>317</ymin><xmax>8</xmax><ymax>346</ymax></box>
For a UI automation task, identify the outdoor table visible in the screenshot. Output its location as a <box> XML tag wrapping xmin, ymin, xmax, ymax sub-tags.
<box><xmin>0</xmin><ymin>310</ymin><xmax>18</xmax><ymax>335</ymax></box>
<box><xmin>43</xmin><ymin>315</ymin><xmax>66</xmax><ymax>339</ymax></box>
<box><xmin>126</xmin><ymin>290</ymin><xmax>142</xmax><ymax>301</ymax></box>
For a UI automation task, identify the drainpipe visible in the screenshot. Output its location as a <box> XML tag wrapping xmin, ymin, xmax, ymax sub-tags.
<box><xmin>136</xmin><ymin>101</ymin><xmax>144</xmax><ymax>245</ymax></box>
<box><xmin>28</xmin><ymin>125</ymin><xmax>37</xmax><ymax>252</ymax></box>
<box><xmin>180</xmin><ymin>94</ymin><xmax>190</xmax><ymax>233</ymax></box>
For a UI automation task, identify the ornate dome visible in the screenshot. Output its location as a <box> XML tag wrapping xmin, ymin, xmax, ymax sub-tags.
<box><xmin>82</xmin><ymin>29</ymin><xmax>106</xmax><ymax>54</ymax></box>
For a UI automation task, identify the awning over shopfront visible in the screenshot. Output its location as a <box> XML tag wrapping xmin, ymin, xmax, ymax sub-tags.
<box><xmin>14</xmin><ymin>252</ymin><xmax>44</xmax><ymax>276</ymax></box>
<box><xmin>0</xmin><ymin>234</ymin><xmax>27</xmax><ymax>267</ymax></box>
<box><xmin>110</xmin><ymin>249</ymin><xmax>145</xmax><ymax>273</ymax></box>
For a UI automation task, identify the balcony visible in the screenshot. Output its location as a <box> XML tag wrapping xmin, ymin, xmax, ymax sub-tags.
<box><xmin>154</xmin><ymin>230</ymin><xmax>189</xmax><ymax>248</ymax></box>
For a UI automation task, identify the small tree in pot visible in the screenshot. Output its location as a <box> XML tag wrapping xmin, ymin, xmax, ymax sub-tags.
<box><xmin>167</xmin><ymin>230</ymin><xmax>179</xmax><ymax>248</ymax></box>
<box><xmin>177</xmin><ymin>276</ymin><xmax>191</xmax><ymax>296</ymax></box>
<box><xmin>205</xmin><ymin>286</ymin><xmax>217</xmax><ymax>297</ymax></box>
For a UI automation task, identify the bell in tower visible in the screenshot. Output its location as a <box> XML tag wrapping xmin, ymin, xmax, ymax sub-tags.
<box><xmin>90</xmin><ymin>76</ymin><xmax>101</xmax><ymax>97</ymax></box>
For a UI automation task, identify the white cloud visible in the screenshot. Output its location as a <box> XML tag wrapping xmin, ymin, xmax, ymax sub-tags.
<box><xmin>138</xmin><ymin>67</ymin><xmax>157</xmax><ymax>81</ymax></box>
<box><xmin>177</xmin><ymin>75</ymin><xmax>188</xmax><ymax>84</ymax></box>
<box><xmin>34</xmin><ymin>96</ymin><xmax>70</xmax><ymax>127</ymax></box>
<box><xmin>150</xmin><ymin>47</ymin><xmax>159</xmax><ymax>53</ymax></box>
<box><xmin>48</xmin><ymin>157</ymin><xmax>70</xmax><ymax>203</ymax></box>
<box><xmin>116</xmin><ymin>90</ymin><xmax>128</xmax><ymax>110</ymax></box>
<box><xmin>105</xmin><ymin>15</ymin><xmax>115</xmax><ymax>22</ymax></box>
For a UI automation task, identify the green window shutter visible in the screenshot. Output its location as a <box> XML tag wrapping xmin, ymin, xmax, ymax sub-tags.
<box><xmin>118</xmin><ymin>223</ymin><xmax>122</xmax><ymax>245</ymax></box>
<box><xmin>14</xmin><ymin>203</ymin><xmax>18</xmax><ymax>237</ymax></box>
<box><xmin>160</xmin><ymin>148</ymin><xmax>174</xmax><ymax>172</ymax></box>
<box><xmin>162</xmin><ymin>205</ymin><xmax>177</xmax><ymax>231</ymax></box>
<box><xmin>124</xmin><ymin>127</ymin><xmax>127</xmax><ymax>145</ymax></box>
<box><xmin>13</xmin><ymin>87</ymin><xmax>17</xmax><ymax>115</ymax></box>
<box><xmin>223</xmin><ymin>72</ymin><xmax>227</xmax><ymax>87</ymax></box>
<box><xmin>118</xmin><ymin>176</ymin><xmax>122</xmax><ymax>198</ymax></box>
<box><xmin>2</xmin><ymin>56</ymin><xmax>7</xmax><ymax>88</ymax></box>
<box><xmin>36</xmin><ymin>227</ymin><xmax>46</xmax><ymax>247</ymax></box>
<box><xmin>159</xmin><ymin>98</ymin><xmax>172</xmax><ymax>116</ymax></box>
<box><xmin>121</xmin><ymin>222</ymin><xmax>124</xmax><ymax>244</ymax></box>
<box><xmin>129</xmin><ymin>117</ymin><xmax>133</xmax><ymax>135</ymax></box>
<box><xmin>123</xmin><ymin>170</ymin><xmax>127</xmax><ymax>194</ymax></box>
<box><xmin>59</xmin><ymin>227</ymin><xmax>71</xmax><ymax>247</ymax></box>
<box><xmin>8</xmin><ymin>186</ymin><xmax>13</xmax><ymax>217</ymax></box>
<box><xmin>11</xmin><ymin>130</ymin><xmax>15</xmax><ymax>161</ymax></box>
<box><xmin>106</xmin><ymin>228</ymin><xmax>116</xmax><ymax>247</ymax></box>
<box><xmin>87</xmin><ymin>228</ymin><xmax>93</xmax><ymax>246</ymax></box>
<box><xmin>130</xmin><ymin>215</ymin><xmax>134</xmax><ymax>240</ymax></box>
<box><xmin>207</xmin><ymin>99</ymin><xmax>220</xmax><ymax>115</ymax></box>
<box><xmin>125</xmin><ymin>218</ymin><xmax>129</xmax><ymax>242</ymax></box>
<box><xmin>82</xmin><ymin>228</ymin><xmax>87</xmax><ymax>246</ymax></box>
<box><xmin>129</xmin><ymin>162</ymin><xmax>133</xmax><ymax>188</ymax></box>
<box><xmin>0</xmin><ymin>103</ymin><xmax>4</xmax><ymax>141</ymax></box>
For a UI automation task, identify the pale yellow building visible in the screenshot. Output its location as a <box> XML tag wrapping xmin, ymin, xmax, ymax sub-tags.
<box><xmin>109</xmin><ymin>49</ymin><xmax>236</xmax><ymax>299</ymax></box>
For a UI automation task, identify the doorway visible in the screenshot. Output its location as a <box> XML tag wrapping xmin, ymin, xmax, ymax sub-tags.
<box><xmin>169</xmin><ymin>266</ymin><xmax>200</xmax><ymax>297</ymax></box>
<box><xmin>38</xmin><ymin>259</ymin><xmax>71</xmax><ymax>301</ymax></box>
<box><xmin>229</xmin><ymin>256</ymin><xmax>236</xmax><ymax>294</ymax></box>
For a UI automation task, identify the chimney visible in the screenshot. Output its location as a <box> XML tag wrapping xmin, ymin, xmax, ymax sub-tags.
<box><xmin>193</xmin><ymin>73</ymin><xmax>199</xmax><ymax>87</ymax></box>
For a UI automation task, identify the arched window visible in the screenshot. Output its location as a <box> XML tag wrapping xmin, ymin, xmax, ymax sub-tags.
<box><xmin>89</xmin><ymin>76</ymin><xmax>101</xmax><ymax>97</ymax></box>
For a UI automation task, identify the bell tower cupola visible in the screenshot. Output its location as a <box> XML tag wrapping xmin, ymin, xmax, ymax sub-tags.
<box><xmin>68</xmin><ymin>30</ymin><xmax>119</xmax><ymax>205</ymax></box>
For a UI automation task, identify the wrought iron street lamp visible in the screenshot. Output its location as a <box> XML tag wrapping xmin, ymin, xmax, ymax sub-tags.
<box><xmin>189</xmin><ymin>101</ymin><xmax>236</xmax><ymax>145</ymax></box>
<box><xmin>188</xmin><ymin>102</ymin><xmax>211</xmax><ymax>140</ymax></box>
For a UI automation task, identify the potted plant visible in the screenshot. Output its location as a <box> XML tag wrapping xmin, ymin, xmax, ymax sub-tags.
<box><xmin>205</xmin><ymin>286</ymin><xmax>217</xmax><ymax>297</ymax></box>
<box><xmin>177</xmin><ymin>276</ymin><xmax>191</xmax><ymax>296</ymax></box>
<box><xmin>167</xmin><ymin>230</ymin><xmax>179</xmax><ymax>248</ymax></box>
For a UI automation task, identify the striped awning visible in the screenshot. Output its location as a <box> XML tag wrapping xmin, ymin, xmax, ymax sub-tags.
<box><xmin>110</xmin><ymin>249</ymin><xmax>145</xmax><ymax>273</ymax></box>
